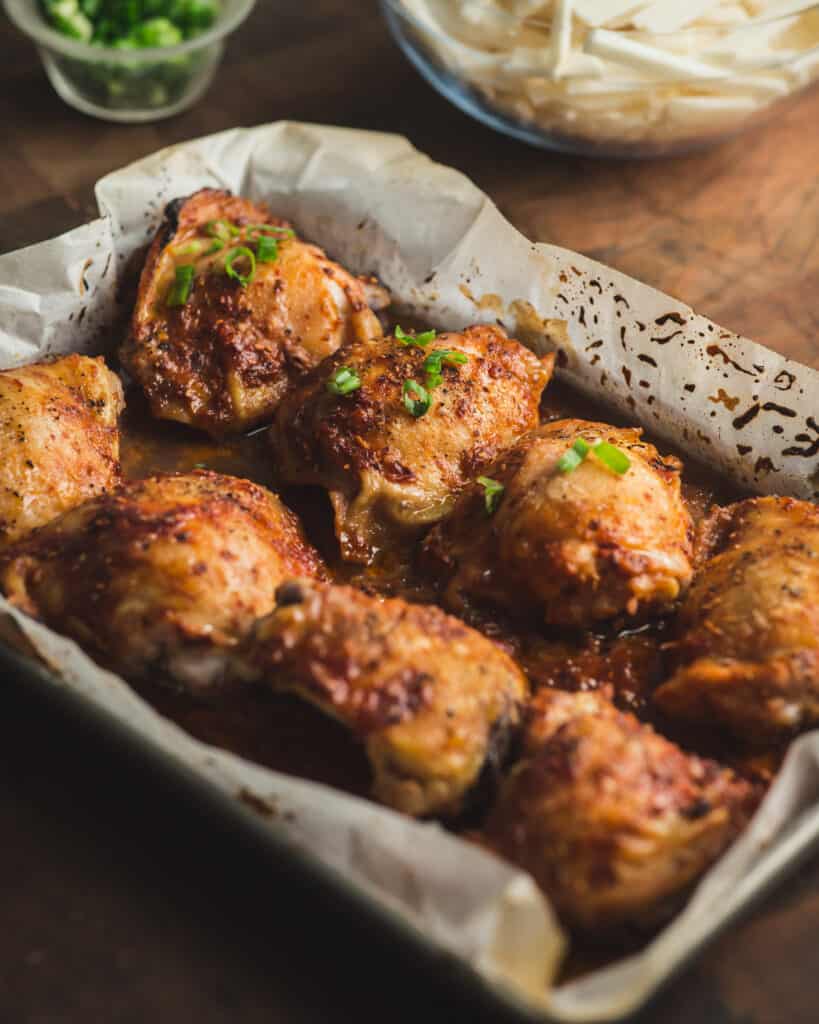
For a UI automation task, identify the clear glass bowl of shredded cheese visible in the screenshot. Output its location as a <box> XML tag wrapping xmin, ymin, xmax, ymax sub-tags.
<box><xmin>381</xmin><ymin>0</ymin><xmax>819</xmax><ymax>156</ymax></box>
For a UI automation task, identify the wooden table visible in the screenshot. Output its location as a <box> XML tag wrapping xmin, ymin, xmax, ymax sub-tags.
<box><xmin>2</xmin><ymin>3</ymin><xmax>819</xmax><ymax>1022</ymax></box>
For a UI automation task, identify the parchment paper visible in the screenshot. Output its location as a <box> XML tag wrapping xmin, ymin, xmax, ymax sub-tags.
<box><xmin>1</xmin><ymin>121</ymin><xmax>818</xmax><ymax>1021</ymax></box>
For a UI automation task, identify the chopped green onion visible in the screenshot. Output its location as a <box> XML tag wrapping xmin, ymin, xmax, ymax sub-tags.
<box><xmin>326</xmin><ymin>366</ymin><xmax>361</xmax><ymax>396</ymax></box>
<box><xmin>43</xmin><ymin>0</ymin><xmax>218</xmax><ymax>48</ymax></box>
<box><xmin>592</xmin><ymin>441</ymin><xmax>631</xmax><ymax>475</ymax></box>
<box><xmin>477</xmin><ymin>476</ymin><xmax>504</xmax><ymax>516</ymax></box>
<box><xmin>256</xmin><ymin>235</ymin><xmax>279</xmax><ymax>263</ymax></box>
<box><xmin>166</xmin><ymin>264</ymin><xmax>195</xmax><ymax>307</ymax></box>
<box><xmin>175</xmin><ymin>239</ymin><xmax>207</xmax><ymax>257</ymax></box>
<box><xmin>557</xmin><ymin>438</ymin><xmax>590</xmax><ymax>474</ymax></box>
<box><xmin>395</xmin><ymin>325</ymin><xmax>436</xmax><ymax>349</ymax></box>
<box><xmin>175</xmin><ymin>0</ymin><xmax>218</xmax><ymax>35</ymax></box>
<box><xmin>422</xmin><ymin>348</ymin><xmax>468</xmax><ymax>389</ymax></box>
<box><xmin>47</xmin><ymin>1</ymin><xmax>93</xmax><ymax>41</ymax></box>
<box><xmin>224</xmin><ymin>246</ymin><xmax>256</xmax><ymax>287</ymax></box>
<box><xmin>126</xmin><ymin>16</ymin><xmax>182</xmax><ymax>47</ymax></box>
<box><xmin>557</xmin><ymin>437</ymin><xmax>631</xmax><ymax>476</ymax></box>
<box><xmin>557</xmin><ymin>448</ymin><xmax>585</xmax><ymax>474</ymax></box>
<box><xmin>403</xmin><ymin>379</ymin><xmax>431</xmax><ymax>418</ymax></box>
<box><xmin>206</xmin><ymin>239</ymin><xmax>225</xmax><ymax>255</ymax></box>
<box><xmin>206</xmin><ymin>219</ymin><xmax>241</xmax><ymax>241</ymax></box>
<box><xmin>246</xmin><ymin>224</ymin><xmax>295</xmax><ymax>239</ymax></box>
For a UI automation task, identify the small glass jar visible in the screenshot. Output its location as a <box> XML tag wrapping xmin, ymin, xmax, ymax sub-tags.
<box><xmin>381</xmin><ymin>0</ymin><xmax>819</xmax><ymax>157</ymax></box>
<box><xmin>4</xmin><ymin>0</ymin><xmax>256</xmax><ymax>123</ymax></box>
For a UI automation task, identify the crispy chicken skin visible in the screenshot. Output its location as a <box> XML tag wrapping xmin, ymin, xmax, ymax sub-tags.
<box><xmin>424</xmin><ymin>418</ymin><xmax>693</xmax><ymax>626</ymax></box>
<box><xmin>121</xmin><ymin>189</ymin><xmax>387</xmax><ymax>438</ymax></box>
<box><xmin>484</xmin><ymin>689</ymin><xmax>756</xmax><ymax>933</ymax></box>
<box><xmin>0</xmin><ymin>354</ymin><xmax>124</xmax><ymax>547</ymax></box>
<box><xmin>655</xmin><ymin>497</ymin><xmax>819</xmax><ymax>743</ymax></box>
<box><xmin>242</xmin><ymin>578</ymin><xmax>529</xmax><ymax>818</ymax></box>
<box><xmin>270</xmin><ymin>325</ymin><xmax>554</xmax><ymax>564</ymax></box>
<box><xmin>0</xmin><ymin>471</ymin><xmax>325</xmax><ymax>693</ymax></box>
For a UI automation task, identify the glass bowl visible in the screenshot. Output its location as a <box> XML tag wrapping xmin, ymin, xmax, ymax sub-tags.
<box><xmin>4</xmin><ymin>0</ymin><xmax>256</xmax><ymax>123</ymax></box>
<box><xmin>380</xmin><ymin>0</ymin><xmax>819</xmax><ymax>158</ymax></box>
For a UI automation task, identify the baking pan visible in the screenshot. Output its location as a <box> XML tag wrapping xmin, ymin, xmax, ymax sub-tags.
<box><xmin>2</xmin><ymin>120</ymin><xmax>819</xmax><ymax>1021</ymax></box>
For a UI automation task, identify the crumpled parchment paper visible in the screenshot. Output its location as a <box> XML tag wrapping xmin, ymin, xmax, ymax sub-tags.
<box><xmin>1</xmin><ymin>121</ymin><xmax>818</xmax><ymax>1022</ymax></box>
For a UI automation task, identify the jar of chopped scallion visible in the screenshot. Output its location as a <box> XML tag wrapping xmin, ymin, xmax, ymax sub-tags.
<box><xmin>6</xmin><ymin>0</ymin><xmax>252</xmax><ymax>122</ymax></box>
<box><xmin>41</xmin><ymin>0</ymin><xmax>220</xmax><ymax>47</ymax></box>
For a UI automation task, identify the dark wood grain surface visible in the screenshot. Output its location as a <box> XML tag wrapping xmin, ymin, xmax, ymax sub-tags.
<box><xmin>2</xmin><ymin>3</ymin><xmax>819</xmax><ymax>1022</ymax></box>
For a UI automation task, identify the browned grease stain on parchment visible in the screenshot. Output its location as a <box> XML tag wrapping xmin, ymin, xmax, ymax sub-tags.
<box><xmin>458</xmin><ymin>284</ymin><xmax>571</xmax><ymax>355</ymax></box>
<box><xmin>709</xmin><ymin>388</ymin><xmax>741</xmax><ymax>412</ymax></box>
<box><xmin>509</xmin><ymin>299</ymin><xmax>571</xmax><ymax>354</ymax></box>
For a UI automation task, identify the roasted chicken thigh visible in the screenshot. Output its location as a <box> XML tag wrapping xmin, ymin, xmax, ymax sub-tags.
<box><xmin>424</xmin><ymin>419</ymin><xmax>694</xmax><ymax>626</ymax></box>
<box><xmin>484</xmin><ymin>689</ymin><xmax>755</xmax><ymax>933</ymax></box>
<box><xmin>242</xmin><ymin>579</ymin><xmax>529</xmax><ymax>818</ymax></box>
<box><xmin>655</xmin><ymin>497</ymin><xmax>819</xmax><ymax>743</ymax></box>
<box><xmin>0</xmin><ymin>354</ymin><xmax>124</xmax><ymax>547</ymax></box>
<box><xmin>121</xmin><ymin>189</ymin><xmax>387</xmax><ymax>438</ymax></box>
<box><xmin>270</xmin><ymin>325</ymin><xmax>554</xmax><ymax>563</ymax></box>
<box><xmin>0</xmin><ymin>471</ymin><xmax>325</xmax><ymax>692</ymax></box>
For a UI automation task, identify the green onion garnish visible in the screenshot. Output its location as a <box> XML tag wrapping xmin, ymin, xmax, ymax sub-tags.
<box><xmin>557</xmin><ymin>438</ymin><xmax>631</xmax><ymax>476</ymax></box>
<box><xmin>176</xmin><ymin>236</ymin><xmax>225</xmax><ymax>257</ymax></box>
<box><xmin>224</xmin><ymin>246</ymin><xmax>256</xmax><ymax>287</ymax></box>
<box><xmin>246</xmin><ymin>224</ymin><xmax>295</xmax><ymax>239</ymax></box>
<box><xmin>422</xmin><ymin>349</ymin><xmax>468</xmax><ymax>389</ymax></box>
<box><xmin>557</xmin><ymin>438</ymin><xmax>590</xmax><ymax>474</ymax></box>
<box><xmin>166</xmin><ymin>264</ymin><xmax>195</xmax><ymax>307</ymax></box>
<box><xmin>326</xmin><ymin>366</ymin><xmax>361</xmax><ymax>396</ymax></box>
<box><xmin>403</xmin><ymin>379</ymin><xmax>431</xmax><ymax>418</ymax></box>
<box><xmin>175</xmin><ymin>240</ymin><xmax>207</xmax><ymax>257</ymax></box>
<box><xmin>477</xmin><ymin>476</ymin><xmax>505</xmax><ymax>516</ymax></box>
<box><xmin>256</xmin><ymin>235</ymin><xmax>279</xmax><ymax>263</ymax></box>
<box><xmin>592</xmin><ymin>441</ymin><xmax>631</xmax><ymax>475</ymax></box>
<box><xmin>206</xmin><ymin>219</ymin><xmax>241</xmax><ymax>241</ymax></box>
<box><xmin>395</xmin><ymin>325</ymin><xmax>436</xmax><ymax>349</ymax></box>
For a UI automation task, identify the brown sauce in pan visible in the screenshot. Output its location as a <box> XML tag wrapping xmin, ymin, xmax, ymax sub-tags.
<box><xmin>120</xmin><ymin>375</ymin><xmax>748</xmax><ymax>765</ymax></box>
<box><xmin>120</xmin><ymin>371</ymin><xmax>763</xmax><ymax>977</ymax></box>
